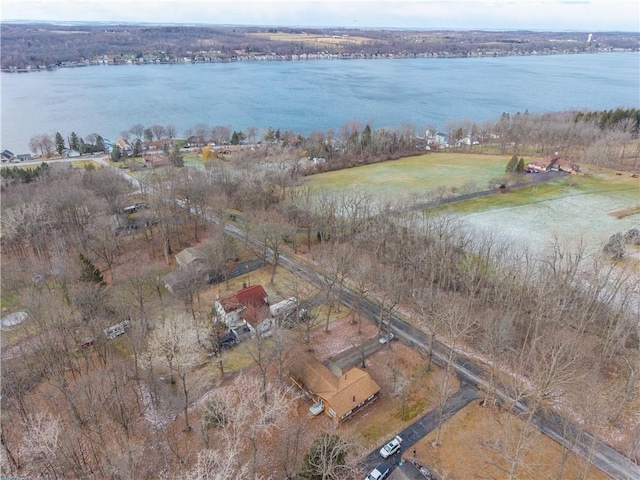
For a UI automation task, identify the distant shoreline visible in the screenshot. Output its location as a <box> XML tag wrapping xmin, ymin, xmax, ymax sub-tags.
<box><xmin>2</xmin><ymin>47</ymin><xmax>637</xmax><ymax>74</ymax></box>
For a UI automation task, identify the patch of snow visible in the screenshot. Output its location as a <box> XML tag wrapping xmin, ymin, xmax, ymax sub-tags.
<box><xmin>139</xmin><ymin>383</ymin><xmax>172</xmax><ymax>429</ymax></box>
<box><xmin>1</xmin><ymin>311</ymin><xmax>28</xmax><ymax>328</ymax></box>
<box><xmin>457</xmin><ymin>191</ymin><xmax>639</xmax><ymax>257</ymax></box>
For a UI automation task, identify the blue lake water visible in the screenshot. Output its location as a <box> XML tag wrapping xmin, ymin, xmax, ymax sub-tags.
<box><xmin>1</xmin><ymin>52</ymin><xmax>639</xmax><ymax>153</ymax></box>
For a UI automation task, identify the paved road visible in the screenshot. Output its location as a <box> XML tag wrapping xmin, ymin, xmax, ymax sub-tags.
<box><xmin>325</xmin><ymin>337</ymin><xmax>384</xmax><ymax>372</ymax></box>
<box><xmin>408</xmin><ymin>170</ymin><xmax>568</xmax><ymax>212</ymax></box>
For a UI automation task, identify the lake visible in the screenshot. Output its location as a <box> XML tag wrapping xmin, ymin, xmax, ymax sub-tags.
<box><xmin>1</xmin><ymin>52</ymin><xmax>639</xmax><ymax>153</ymax></box>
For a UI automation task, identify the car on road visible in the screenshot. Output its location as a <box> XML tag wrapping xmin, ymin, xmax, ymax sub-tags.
<box><xmin>379</xmin><ymin>435</ymin><xmax>402</xmax><ymax>458</ymax></box>
<box><xmin>379</xmin><ymin>332</ymin><xmax>395</xmax><ymax>344</ymax></box>
<box><xmin>365</xmin><ymin>463</ymin><xmax>390</xmax><ymax>480</ymax></box>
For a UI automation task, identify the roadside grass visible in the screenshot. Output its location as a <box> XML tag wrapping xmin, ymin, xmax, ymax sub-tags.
<box><xmin>309</xmin><ymin>153</ymin><xmax>512</xmax><ymax>196</ymax></box>
<box><xmin>71</xmin><ymin>159</ymin><xmax>100</xmax><ymax>169</ymax></box>
<box><xmin>393</xmin><ymin>397</ymin><xmax>429</xmax><ymax>422</ymax></box>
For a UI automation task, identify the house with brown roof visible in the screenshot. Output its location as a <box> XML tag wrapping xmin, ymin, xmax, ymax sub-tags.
<box><xmin>214</xmin><ymin>284</ymin><xmax>272</xmax><ymax>334</ymax></box>
<box><xmin>144</xmin><ymin>138</ymin><xmax>173</xmax><ymax>152</ymax></box>
<box><xmin>290</xmin><ymin>355</ymin><xmax>380</xmax><ymax>422</ymax></box>
<box><xmin>162</xmin><ymin>247</ymin><xmax>215</xmax><ymax>294</ymax></box>
<box><xmin>143</xmin><ymin>154</ymin><xmax>170</xmax><ymax>168</ymax></box>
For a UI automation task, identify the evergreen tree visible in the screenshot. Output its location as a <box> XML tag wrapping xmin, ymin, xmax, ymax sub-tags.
<box><xmin>361</xmin><ymin>124</ymin><xmax>372</xmax><ymax>150</ymax></box>
<box><xmin>132</xmin><ymin>140</ymin><xmax>142</xmax><ymax>157</ymax></box>
<box><xmin>264</xmin><ymin>127</ymin><xmax>276</xmax><ymax>143</ymax></box>
<box><xmin>505</xmin><ymin>154</ymin><xmax>518</xmax><ymax>173</ymax></box>
<box><xmin>111</xmin><ymin>145</ymin><xmax>122</xmax><ymax>161</ymax></box>
<box><xmin>69</xmin><ymin>132</ymin><xmax>79</xmax><ymax>152</ymax></box>
<box><xmin>231</xmin><ymin>130</ymin><xmax>246</xmax><ymax>145</ymax></box>
<box><xmin>170</xmin><ymin>145</ymin><xmax>184</xmax><ymax>167</ymax></box>
<box><xmin>78</xmin><ymin>253</ymin><xmax>106</xmax><ymax>285</ymax></box>
<box><xmin>55</xmin><ymin>132</ymin><xmax>65</xmax><ymax>155</ymax></box>
<box><xmin>516</xmin><ymin>157</ymin><xmax>525</xmax><ymax>173</ymax></box>
<box><xmin>95</xmin><ymin>135</ymin><xmax>105</xmax><ymax>152</ymax></box>
<box><xmin>144</xmin><ymin>128</ymin><xmax>153</xmax><ymax>142</ymax></box>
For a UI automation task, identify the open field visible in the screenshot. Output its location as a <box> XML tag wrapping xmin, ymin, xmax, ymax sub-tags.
<box><xmin>250</xmin><ymin>31</ymin><xmax>373</xmax><ymax>49</ymax></box>
<box><xmin>309</xmin><ymin>153</ymin><xmax>639</xmax><ymax>256</ymax></box>
<box><xmin>442</xmin><ymin>168</ymin><xmax>640</xmax><ymax>256</ymax></box>
<box><xmin>308</xmin><ymin>153</ymin><xmax>510</xmax><ymax>198</ymax></box>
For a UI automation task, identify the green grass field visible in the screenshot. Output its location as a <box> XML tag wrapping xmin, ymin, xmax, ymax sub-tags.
<box><xmin>308</xmin><ymin>153</ymin><xmax>639</xmax><ymax>215</ymax></box>
<box><xmin>308</xmin><ymin>153</ymin><xmax>510</xmax><ymax>196</ymax></box>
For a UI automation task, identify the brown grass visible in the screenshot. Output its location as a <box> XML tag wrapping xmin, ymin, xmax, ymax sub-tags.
<box><xmin>608</xmin><ymin>204</ymin><xmax>640</xmax><ymax>219</ymax></box>
<box><xmin>414</xmin><ymin>402</ymin><xmax>610</xmax><ymax>480</ymax></box>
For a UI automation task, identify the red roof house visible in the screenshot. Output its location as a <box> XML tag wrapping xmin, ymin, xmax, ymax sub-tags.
<box><xmin>214</xmin><ymin>285</ymin><xmax>270</xmax><ymax>332</ymax></box>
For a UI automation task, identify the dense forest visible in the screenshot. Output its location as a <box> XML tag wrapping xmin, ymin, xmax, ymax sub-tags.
<box><xmin>1</xmin><ymin>106</ymin><xmax>639</xmax><ymax>478</ymax></box>
<box><xmin>2</xmin><ymin>23</ymin><xmax>639</xmax><ymax>70</ymax></box>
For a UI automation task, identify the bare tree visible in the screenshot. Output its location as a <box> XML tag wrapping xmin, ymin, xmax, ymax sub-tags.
<box><xmin>253</xmin><ymin>212</ymin><xmax>288</xmax><ymax>284</ymax></box>
<box><xmin>300</xmin><ymin>430</ymin><xmax>355</xmax><ymax>480</ymax></box>
<box><xmin>151</xmin><ymin>124</ymin><xmax>166</xmax><ymax>141</ymax></box>
<box><xmin>165</xmin><ymin>123</ymin><xmax>177</xmax><ymax>139</ymax></box>
<box><xmin>433</xmin><ymin>301</ymin><xmax>475</xmax><ymax>446</ymax></box>
<box><xmin>129</xmin><ymin>123</ymin><xmax>145</xmax><ymax>141</ymax></box>
<box><xmin>200</xmin><ymin>373</ymin><xmax>297</xmax><ymax>479</ymax></box>
<box><xmin>350</xmin><ymin>253</ymin><xmax>373</xmax><ymax>334</ymax></box>
<box><xmin>211</xmin><ymin>125</ymin><xmax>231</xmax><ymax>145</ymax></box>
<box><xmin>82</xmin><ymin>167</ymin><xmax>131</xmax><ymax>215</ymax></box>
<box><xmin>149</xmin><ymin>313</ymin><xmax>208</xmax><ymax>431</ymax></box>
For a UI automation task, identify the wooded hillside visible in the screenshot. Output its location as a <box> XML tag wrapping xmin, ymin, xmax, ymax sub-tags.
<box><xmin>2</xmin><ymin>23</ymin><xmax>638</xmax><ymax>70</ymax></box>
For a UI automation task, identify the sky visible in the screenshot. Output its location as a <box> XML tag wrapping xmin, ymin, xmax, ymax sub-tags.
<box><xmin>1</xmin><ymin>0</ymin><xmax>639</xmax><ymax>32</ymax></box>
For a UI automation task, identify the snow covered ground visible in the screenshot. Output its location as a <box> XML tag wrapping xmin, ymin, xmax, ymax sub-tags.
<box><xmin>457</xmin><ymin>190</ymin><xmax>639</xmax><ymax>257</ymax></box>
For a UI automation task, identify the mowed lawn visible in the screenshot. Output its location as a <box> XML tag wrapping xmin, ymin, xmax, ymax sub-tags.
<box><xmin>308</xmin><ymin>153</ymin><xmax>509</xmax><ymax>196</ymax></box>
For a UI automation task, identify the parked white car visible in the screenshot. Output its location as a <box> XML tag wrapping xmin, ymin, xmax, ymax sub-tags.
<box><xmin>379</xmin><ymin>332</ymin><xmax>395</xmax><ymax>344</ymax></box>
<box><xmin>379</xmin><ymin>435</ymin><xmax>402</xmax><ymax>458</ymax></box>
<box><xmin>365</xmin><ymin>463</ymin><xmax>390</xmax><ymax>480</ymax></box>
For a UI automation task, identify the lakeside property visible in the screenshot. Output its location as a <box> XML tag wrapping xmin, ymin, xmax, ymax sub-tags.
<box><xmin>2</xmin><ymin>24</ymin><xmax>638</xmax><ymax>72</ymax></box>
